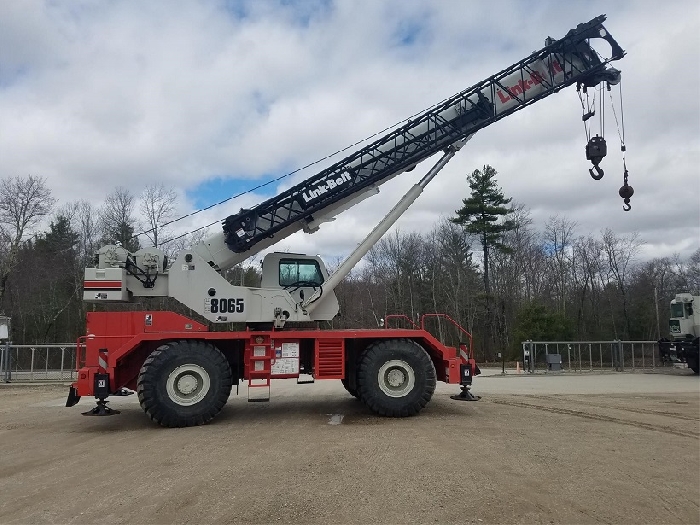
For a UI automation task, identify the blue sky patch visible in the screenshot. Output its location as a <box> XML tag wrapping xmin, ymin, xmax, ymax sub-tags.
<box><xmin>220</xmin><ymin>0</ymin><xmax>332</xmax><ymax>27</ymax></box>
<box><xmin>186</xmin><ymin>174</ymin><xmax>279</xmax><ymax>211</ymax></box>
<box><xmin>393</xmin><ymin>19</ymin><xmax>424</xmax><ymax>47</ymax></box>
<box><xmin>0</xmin><ymin>64</ymin><xmax>29</xmax><ymax>90</ymax></box>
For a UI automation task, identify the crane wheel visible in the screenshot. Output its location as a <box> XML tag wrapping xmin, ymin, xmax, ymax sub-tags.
<box><xmin>357</xmin><ymin>339</ymin><xmax>436</xmax><ymax>417</ymax></box>
<box><xmin>689</xmin><ymin>359</ymin><xmax>699</xmax><ymax>375</ymax></box>
<box><xmin>137</xmin><ymin>340</ymin><xmax>232</xmax><ymax>427</ymax></box>
<box><xmin>341</xmin><ymin>378</ymin><xmax>359</xmax><ymax>398</ymax></box>
<box><xmin>688</xmin><ymin>353</ymin><xmax>699</xmax><ymax>375</ymax></box>
<box><xmin>690</xmin><ymin>340</ymin><xmax>699</xmax><ymax>375</ymax></box>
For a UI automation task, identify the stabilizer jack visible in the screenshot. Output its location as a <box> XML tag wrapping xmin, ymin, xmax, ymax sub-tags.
<box><xmin>451</xmin><ymin>385</ymin><xmax>481</xmax><ymax>402</ymax></box>
<box><xmin>82</xmin><ymin>399</ymin><xmax>120</xmax><ymax>416</ymax></box>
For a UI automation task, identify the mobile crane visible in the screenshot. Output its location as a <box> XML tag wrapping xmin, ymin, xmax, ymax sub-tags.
<box><xmin>67</xmin><ymin>15</ymin><xmax>626</xmax><ymax>426</ymax></box>
<box><xmin>658</xmin><ymin>293</ymin><xmax>700</xmax><ymax>374</ymax></box>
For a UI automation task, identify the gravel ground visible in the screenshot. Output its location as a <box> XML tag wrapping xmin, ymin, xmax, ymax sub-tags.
<box><xmin>0</xmin><ymin>371</ymin><xmax>698</xmax><ymax>524</ymax></box>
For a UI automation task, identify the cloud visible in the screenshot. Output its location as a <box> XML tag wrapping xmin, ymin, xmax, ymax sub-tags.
<box><xmin>0</xmin><ymin>0</ymin><xmax>698</xmax><ymax>265</ymax></box>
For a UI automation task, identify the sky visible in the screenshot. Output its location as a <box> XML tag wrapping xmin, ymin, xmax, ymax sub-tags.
<box><xmin>1</xmin><ymin>0</ymin><xmax>698</xmax><ymax>266</ymax></box>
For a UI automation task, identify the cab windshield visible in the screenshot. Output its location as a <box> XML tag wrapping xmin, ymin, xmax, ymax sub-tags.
<box><xmin>670</xmin><ymin>302</ymin><xmax>685</xmax><ymax>319</ymax></box>
<box><xmin>279</xmin><ymin>259</ymin><xmax>324</xmax><ymax>287</ymax></box>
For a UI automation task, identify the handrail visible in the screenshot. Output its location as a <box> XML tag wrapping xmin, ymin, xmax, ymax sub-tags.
<box><xmin>421</xmin><ymin>313</ymin><xmax>473</xmax><ymax>358</ymax></box>
<box><xmin>75</xmin><ymin>332</ymin><xmax>144</xmax><ymax>370</ymax></box>
<box><xmin>76</xmin><ymin>336</ymin><xmax>88</xmax><ymax>369</ymax></box>
<box><xmin>384</xmin><ymin>314</ymin><xmax>420</xmax><ymax>330</ymax></box>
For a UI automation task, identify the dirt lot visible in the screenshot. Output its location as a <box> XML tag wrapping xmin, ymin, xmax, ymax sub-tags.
<box><xmin>0</xmin><ymin>371</ymin><xmax>698</xmax><ymax>524</ymax></box>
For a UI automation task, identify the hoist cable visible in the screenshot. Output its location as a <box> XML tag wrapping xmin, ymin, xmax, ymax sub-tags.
<box><xmin>619</xmin><ymin>81</ymin><xmax>626</xmax><ymax>146</ymax></box>
<box><xmin>578</xmin><ymin>89</ymin><xmax>594</xmax><ymax>141</ymax></box>
<box><xmin>599</xmin><ymin>84</ymin><xmax>605</xmax><ymax>137</ymax></box>
<box><xmin>131</xmin><ymin>97</ymin><xmax>453</xmax><ymax>246</ymax></box>
<box><xmin>608</xmin><ymin>81</ymin><xmax>626</xmax><ymax>157</ymax></box>
<box><xmin>578</xmin><ymin>90</ymin><xmax>588</xmax><ymax>140</ymax></box>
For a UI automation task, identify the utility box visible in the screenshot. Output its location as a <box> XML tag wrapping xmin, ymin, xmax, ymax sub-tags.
<box><xmin>546</xmin><ymin>353</ymin><xmax>562</xmax><ymax>372</ymax></box>
<box><xmin>523</xmin><ymin>347</ymin><xmax>532</xmax><ymax>372</ymax></box>
<box><xmin>0</xmin><ymin>316</ymin><xmax>9</xmax><ymax>341</ymax></box>
<box><xmin>0</xmin><ymin>316</ymin><xmax>9</xmax><ymax>383</ymax></box>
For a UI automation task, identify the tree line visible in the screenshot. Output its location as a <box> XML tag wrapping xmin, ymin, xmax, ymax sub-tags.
<box><xmin>0</xmin><ymin>175</ymin><xmax>201</xmax><ymax>343</ymax></box>
<box><xmin>0</xmin><ymin>173</ymin><xmax>698</xmax><ymax>360</ymax></box>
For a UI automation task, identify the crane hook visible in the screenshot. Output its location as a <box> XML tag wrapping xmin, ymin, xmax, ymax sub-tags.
<box><xmin>589</xmin><ymin>165</ymin><xmax>604</xmax><ymax>180</ymax></box>
<box><xmin>586</xmin><ymin>135</ymin><xmax>607</xmax><ymax>180</ymax></box>
<box><xmin>618</xmin><ymin>168</ymin><xmax>633</xmax><ymax>212</ymax></box>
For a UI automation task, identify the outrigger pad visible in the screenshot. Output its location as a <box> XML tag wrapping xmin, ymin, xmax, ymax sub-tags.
<box><xmin>82</xmin><ymin>401</ymin><xmax>120</xmax><ymax>416</ymax></box>
<box><xmin>451</xmin><ymin>387</ymin><xmax>481</xmax><ymax>402</ymax></box>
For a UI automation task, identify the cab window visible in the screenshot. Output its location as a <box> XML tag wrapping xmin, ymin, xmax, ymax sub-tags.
<box><xmin>670</xmin><ymin>303</ymin><xmax>685</xmax><ymax>319</ymax></box>
<box><xmin>279</xmin><ymin>259</ymin><xmax>324</xmax><ymax>287</ymax></box>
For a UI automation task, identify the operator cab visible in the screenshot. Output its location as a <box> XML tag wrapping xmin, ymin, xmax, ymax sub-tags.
<box><xmin>260</xmin><ymin>252</ymin><xmax>339</xmax><ymax>320</ymax></box>
<box><xmin>670</xmin><ymin>294</ymin><xmax>696</xmax><ymax>339</ymax></box>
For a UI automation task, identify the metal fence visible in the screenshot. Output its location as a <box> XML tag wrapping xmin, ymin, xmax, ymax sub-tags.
<box><xmin>0</xmin><ymin>344</ymin><xmax>77</xmax><ymax>382</ymax></box>
<box><xmin>520</xmin><ymin>340</ymin><xmax>662</xmax><ymax>372</ymax></box>
<box><xmin>0</xmin><ymin>339</ymin><xmax>674</xmax><ymax>381</ymax></box>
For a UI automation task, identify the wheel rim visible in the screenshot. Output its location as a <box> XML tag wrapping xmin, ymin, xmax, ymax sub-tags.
<box><xmin>377</xmin><ymin>359</ymin><xmax>415</xmax><ymax>398</ymax></box>
<box><xmin>166</xmin><ymin>364</ymin><xmax>211</xmax><ymax>406</ymax></box>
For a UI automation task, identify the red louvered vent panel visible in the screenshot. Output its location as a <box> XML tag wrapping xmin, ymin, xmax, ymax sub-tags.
<box><xmin>315</xmin><ymin>339</ymin><xmax>345</xmax><ymax>379</ymax></box>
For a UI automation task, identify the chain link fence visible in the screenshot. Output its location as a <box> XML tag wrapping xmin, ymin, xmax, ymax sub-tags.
<box><xmin>520</xmin><ymin>340</ymin><xmax>662</xmax><ymax>372</ymax></box>
<box><xmin>0</xmin><ymin>344</ymin><xmax>77</xmax><ymax>382</ymax></box>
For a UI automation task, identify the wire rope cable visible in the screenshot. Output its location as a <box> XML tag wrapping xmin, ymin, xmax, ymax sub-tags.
<box><xmin>133</xmin><ymin>94</ymin><xmax>455</xmax><ymax>246</ymax></box>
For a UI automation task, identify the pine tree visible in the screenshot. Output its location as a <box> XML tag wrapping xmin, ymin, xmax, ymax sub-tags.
<box><xmin>36</xmin><ymin>216</ymin><xmax>79</xmax><ymax>256</ymax></box>
<box><xmin>451</xmin><ymin>165</ymin><xmax>515</xmax><ymax>358</ymax></box>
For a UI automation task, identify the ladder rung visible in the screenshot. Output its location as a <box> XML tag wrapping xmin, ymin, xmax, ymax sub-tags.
<box><xmin>297</xmin><ymin>373</ymin><xmax>315</xmax><ymax>384</ymax></box>
<box><xmin>248</xmin><ymin>378</ymin><xmax>270</xmax><ymax>402</ymax></box>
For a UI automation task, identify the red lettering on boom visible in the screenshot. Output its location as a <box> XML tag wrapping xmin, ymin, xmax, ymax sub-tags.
<box><xmin>496</xmin><ymin>60</ymin><xmax>563</xmax><ymax>104</ymax></box>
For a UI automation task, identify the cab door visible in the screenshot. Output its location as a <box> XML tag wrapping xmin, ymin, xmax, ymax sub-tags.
<box><xmin>278</xmin><ymin>258</ymin><xmax>325</xmax><ymax>305</ymax></box>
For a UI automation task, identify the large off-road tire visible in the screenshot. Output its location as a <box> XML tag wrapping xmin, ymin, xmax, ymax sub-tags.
<box><xmin>137</xmin><ymin>340</ymin><xmax>232</xmax><ymax>427</ymax></box>
<box><xmin>689</xmin><ymin>339</ymin><xmax>700</xmax><ymax>375</ymax></box>
<box><xmin>357</xmin><ymin>339</ymin><xmax>436</xmax><ymax>417</ymax></box>
<box><xmin>687</xmin><ymin>356</ymin><xmax>699</xmax><ymax>375</ymax></box>
<box><xmin>341</xmin><ymin>378</ymin><xmax>358</xmax><ymax>398</ymax></box>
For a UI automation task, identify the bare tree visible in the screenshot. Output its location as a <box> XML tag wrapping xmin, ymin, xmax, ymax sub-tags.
<box><xmin>74</xmin><ymin>200</ymin><xmax>101</xmax><ymax>264</ymax></box>
<box><xmin>601</xmin><ymin>228</ymin><xmax>642</xmax><ymax>339</ymax></box>
<box><xmin>570</xmin><ymin>235</ymin><xmax>605</xmax><ymax>337</ymax></box>
<box><xmin>54</xmin><ymin>200</ymin><xmax>100</xmax><ymax>263</ymax></box>
<box><xmin>161</xmin><ymin>229</ymin><xmax>208</xmax><ymax>263</ymax></box>
<box><xmin>668</xmin><ymin>248</ymin><xmax>700</xmax><ymax>295</ymax></box>
<box><xmin>0</xmin><ymin>175</ymin><xmax>55</xmax><ymax>304</ymax></box>
<box><xmin>99</xmin><ymin>187</ymin><xmax>140</xmax><ymax>252</ymax></box>
<box><xmin>139</xmin><ymin>184</ymin><xmax>177</xmax><ymax>248</ymax></box>
<box><xmin>514</xmin><ymin>214</ymin><xmax>547</xmax><ymax>303</ymax></box>
<box><xmin>687</xmin><ymin>249</ymin><xmax>700</xmax><ymax>294</ymax></box>
<box><xmin>365</xmin><ymin>230</ymin><xmax>427</xmax><ymax>323</ymax></box>
<box><xmin>50</xmin><ymin>201</ymin><xmax>102</xmax><ymax>336</ymax></box>
<box><xmin>490</xmin><ymin>204</ymin><xmax>536</xmax><ymax>351</ymax></box>
<box><xmin>543</xmin><ymin>215</ymin><xmax>577</xmax><ymax>314</ymax></box>
<box><xmin>432</xmin><ymin>218</ymin><xmax>480</xmax><ymax>341</ymax></box>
